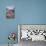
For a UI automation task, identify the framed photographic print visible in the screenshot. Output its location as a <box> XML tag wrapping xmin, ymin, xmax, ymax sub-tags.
<box><xmin>6</xmin><ymin>6</ymin><xmax>15</xmax><ymax>19</ymax></box>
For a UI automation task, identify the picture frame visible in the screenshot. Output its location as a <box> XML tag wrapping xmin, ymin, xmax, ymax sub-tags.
<box><xmin>6</xmin><ymin>6</ymin><xmax>15</xmax><ymax>19</ymax></box>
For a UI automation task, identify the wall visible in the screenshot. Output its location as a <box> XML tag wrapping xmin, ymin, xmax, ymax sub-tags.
<box><xmin>0</xmin><ymin>0</ymin><xmax>17</xmax><ymax>44</ymax></box>
<box><xmin>0</xmin><ymin>0</ymin><xmax>46</xmax><ymax>44</ymax></box>
<box><xmin>16</xmin><ymin>0</ymin><xmax>46</xmax><ymax>24</ymax></box>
